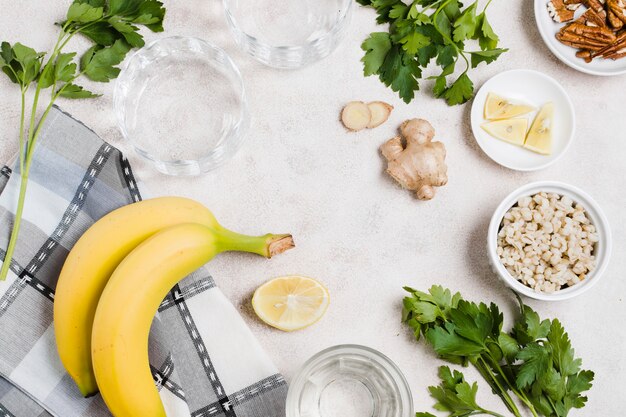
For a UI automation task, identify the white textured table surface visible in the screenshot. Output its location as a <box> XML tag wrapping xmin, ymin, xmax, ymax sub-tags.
<box><xmin>1</xmin><ymin>1</ymin><xmax>625</xmax><ymax>416</ymax></box>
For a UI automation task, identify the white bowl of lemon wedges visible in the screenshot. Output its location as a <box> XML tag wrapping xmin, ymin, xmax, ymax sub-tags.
<box><xmin>471</xmin><ymin>69</ymin><xmax>575</xmax><ymax>171</ymax></box>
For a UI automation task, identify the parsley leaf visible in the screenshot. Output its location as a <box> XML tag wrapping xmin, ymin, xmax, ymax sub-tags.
<box><xmin>426</xmin><ymin>322</ymin><xmax>485</xmax><ymax>356</ymax></box>
<box><xmin>470</xmin><ymin>48</ymin><xmax>508</xmax><ymax>68</ymax></box>
<box><xmin>516</xmin><ymin>342</ymin><xmax>551</xmax><ymax>389</ymax></box>
<box><xmin>108</xmin><ymin>16</ymin><xmax>144</xmax><ymax>47</ymax></box>
<box><xmin>419</xmin><ymin>366</ymin><xmax>503</xmax><ymax>417</ymax></box>
<box><xmin>443</xmin><ymin>0</ymin><xmax>462</xmax><ymax>21</ymax></box>
<box><xmin>547</xmin><ymin>319</ymin><xmax>582</xmax><ymax>376</ymax></box>
<box><xmin>435</xmin><ymin>44</ymin><xmax>457</xmax><ymax>68</ymax></box>
<box><xmin>79</xmin><ymin>22</ymin><xmax>122</xmax><ymax>46</ymax></box>
<box><xmin>443</xmin><ymin>73</ymin><xmax>474</xmax><ymax>105</ymax></box>
<box><xmin>13</xmin><ymin>43</ymin><xmax>45</xmax><ymax>86</ymax></box>
<box><xmin>399</xmin><ymin>30</ymin><xmax>431</xmax><ymax>55</ymax></box>
<box><xmin>512</xmin><ymin>299</ymin><xmax>551</xmax><ymax>344</ymax></box>
<box><xmin>59</xmin><ymin>83</ymin><xmax>99</xmax><ymax>98</ymax></box>
<box><xmin>378</xmin><ymin>45</ymin><xmax>421</xmax><ymax>103</ymax></box>
<box><xmin>83</xmin><ymin>39</ymin><xmax>131</xmax><ymax>82</ymax></box>
<box><xmin>359</xmin><ymin>0</ymin><xmax>505</xmax><ymax>105</ymax></box>
<box><xmin>67</xmin><ymin>2</ymin><xmax>104</xmax><ymax>23</ymax></box>
<box><xmin>498</xmin><ymin>332</ymin><xmax>520</xmax><ymax>362</ymax></box>
<box><xmin>74</xmin><ymin>0</ymin><xmax>106</xmax><ymax>7</ymax></box>
<box><xmin>417</xmin><ymin>43</ymin><xmax>438</xmax><ymax>66</ymax></box>
<box><xmin>136</xmin><ymin>0</ymin><xmax>166</xmax><ymax>32</ymax></box>
<box><xmin>369</xmin><ymin>0</ymin><xmax>404</xmax><ymax>24</ymax></box>
<box><xmin>389</xmin><ymin>3</ymin><xmax>408</xmax><ymax>19</ymax></box>
<box><xmin>452</xmin><ymin>2</ymin><xmax>477</xmax><ymax>42</ymax></box>
<box><xmin>403</xmin><ymin>297</ymin><xmax>440</xmax><ymax>323</ymax></box>
<box><xmin>567</xmin><ymin>370</ymin><xmax>594</xmax><ymax>397</ymax></box>
<box><xmin>474</xmin><ymin>12</ymin><xmax>499</xmax><ymax>50</ymax></box>
<box><xmin>55</xmin><ymin>53</ymin><xmax>78</xmax><ymax>82</ymax></box>
<box><xmin>361</xmin><ymin>32</ymin><xmax>392</xmax><ymax>76</ymax></box>
<box><xmin>434</xmin><ymin>11</ymin><xmax>453</xmax><ymax>40</ymax></box>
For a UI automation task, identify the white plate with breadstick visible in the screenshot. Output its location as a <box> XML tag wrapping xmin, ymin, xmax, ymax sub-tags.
<box><xmin>535</xmin><ymin>0</ymin><xmax>626</xmax><ymax>75</ymax></box>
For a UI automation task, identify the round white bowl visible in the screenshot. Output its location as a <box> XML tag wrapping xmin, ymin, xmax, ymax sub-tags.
<box><xmin>488</xmin><ymin>181</ymin><xmax>612</xmax><ymax>301</ymax></box>
<box><xmin>471</xmin><ymin>69</ymin><xmax>575</xmax><ymax>172</ymax></box>
<box><xmin>534</xmin><ymin>0</ymin><xmax>626</xmax><ymax>76</ymax></box>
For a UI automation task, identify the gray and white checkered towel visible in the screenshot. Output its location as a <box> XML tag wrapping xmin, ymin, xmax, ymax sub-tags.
<box><xmin>0</xmin><ymin>106</ymin><xmax>287</xmax><ymax>417</ymax></box>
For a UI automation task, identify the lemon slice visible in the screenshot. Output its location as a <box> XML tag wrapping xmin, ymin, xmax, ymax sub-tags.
<box><xmin>481</xmin><ymin>118</ymin><xmax>528</xmax><ymax>146</ymax></box>
<box><xmin>484</xmin><ymin>93</ymin><xmax>535</xmax><ymax>120</ymax></box>
<box><xmin>524</xmin><ymin>102</ymin><xmax>554</xmax><ymax>155</ymax></box>
<box><xmin>252</xmin><ymin>276</ymin><xmax>329</xmax><ymax>332</ymax></box>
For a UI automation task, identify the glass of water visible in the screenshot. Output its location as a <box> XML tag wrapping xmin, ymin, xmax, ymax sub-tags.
<box><xmin>114</xmin><ymin>36</ymin><xmax>249</xmax><ymax>176</ymax></box>
<box><xmin>223</xmin><ymin>0</ymin><xmax>353</xmax><ymax>69</ymax></box>
<box><xmin>286</xmin><ymin>345</ymin><xmax>414</xmax><ymax>417</ymax></box>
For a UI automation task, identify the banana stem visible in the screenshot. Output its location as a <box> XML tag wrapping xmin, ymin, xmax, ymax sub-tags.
<box><xmin>216</xmin><ymin>229</ymin><xmax>294</xmax><ymax>258</ymax></box>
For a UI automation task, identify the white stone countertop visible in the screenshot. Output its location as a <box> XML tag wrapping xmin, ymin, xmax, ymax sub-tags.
<box><xmin>1</xmin><ymin>1</ymin><xmax>624</xmax><ymax>416</ymax></box>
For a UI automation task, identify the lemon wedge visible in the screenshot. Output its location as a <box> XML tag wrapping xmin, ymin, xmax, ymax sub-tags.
<box><xmin>252</xmin><ymin>275</ymin><xmax>329</xmax><ymax>332</ymax></box>
<box><xmin>524</xmin><ymin>102</ymin><xmax>554</xmax><ymax>155</ymax></box>
<box><xmin>481</xmin><ymin>118</ymin><xmax>528</xmax><ymax>146</ymax></box>
<box><xmin>484</xmin><ymin>93</ymin><xmax>535</xmax><ymax>120</ymax></box>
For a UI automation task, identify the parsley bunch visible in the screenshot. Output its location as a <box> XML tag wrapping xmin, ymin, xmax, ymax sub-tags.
<box><xmin>402</xmin><ymin>286</ymin><xmax>594</xmax><ymax>417</ymax></box>
<box><xmin>0</xmin><ymin>0</ymin><xmax>166</xmax><ymax>281</ymax></box>
<box><xmin>358</xmin><ymin>0</ymin><xmax>507</xmax><ymax>105</ymax></box>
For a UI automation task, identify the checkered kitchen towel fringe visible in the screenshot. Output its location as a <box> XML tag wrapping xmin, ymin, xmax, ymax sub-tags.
<box><xmin>0</xmin><ymin>106</ymin><xmax>287</xmax><ymax>417</ymax></box>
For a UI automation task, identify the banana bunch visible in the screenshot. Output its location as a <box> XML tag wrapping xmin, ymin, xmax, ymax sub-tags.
<box><xmin>54</xmin><ymin>197</ymin><xmax>293</xmax><ymax>417</ymax></box>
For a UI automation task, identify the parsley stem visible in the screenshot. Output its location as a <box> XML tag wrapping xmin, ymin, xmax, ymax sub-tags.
<box><xmin>459</xmin><ymin>51</ymin><xmax>470</xmax><ymax>74</ymax></box>
<box><xmin>547</xmin><ymin>396</ymin><xmax>561</xmax><ymax>417</ymax></box>
<box><xmin>0</xmin><ymin>25</ymin><xmax>73</xmax><ymax>281</ymax></box>
<box><xmin>475</xmin><ymin>356</ymin><xmax>523</xmax><ymax>417</ymax></box>
<box><xmin>27</xmin><ymin>86</ymin><xmax>65</xmax><ymax>162</ymax></box>
<box><xmin>483</xmin><ymin>0</ymin><xmax>495</xmax><ymax>12</ymax></box>
<box><xmin>432</xmin><ymin>0</ymin><xmax>471</xmax><ymax>76</ymax></box>
<box><xmin>18</xmin><ymin>90</ymin><xmax>26</xmax><ymax>173</ymax></box>
<box><xmin>484</xmin><ymin>354</ymin><xmax>540</xmax><ymax>417</ymax></box>
<box><xmin>478</xmin><ymin>411</ymin><xmax>507</xmax><ymax>417</ymax></box>
<box><xmin>27</xmin><ymin>27</ymin><xmax>67</xmax><ymax>142</ymax></box>
<box><xmin>0</xmin><ymin>90</ymin><xmax>29</xmax><ymax>280</ymax></box>
<box><xmin>422</xmin><ymin>0</ymin><xmax>447</xmax><ymax>10</ymax></box>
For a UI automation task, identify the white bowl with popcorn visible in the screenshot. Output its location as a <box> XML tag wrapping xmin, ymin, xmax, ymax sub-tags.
<box><xmin>488</xmin><ymin>181</ymin><xmax>612</xmax><ymax>301</ymax></box>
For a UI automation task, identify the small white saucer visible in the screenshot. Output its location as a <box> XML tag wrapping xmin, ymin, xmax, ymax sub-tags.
<box><xmin>471</xmin><ymin>69</ymin><xmax>575</xmax><ymax>171</ymax></box>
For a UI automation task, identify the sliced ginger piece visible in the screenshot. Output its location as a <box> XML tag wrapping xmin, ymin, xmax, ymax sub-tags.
<box><xmin>366</xmin><ymin>101</ymin><xmax>393</xmax><ymax>128</ymax></box>
<box><xmin>341</xmin><ymin>101</ymin><xmax>371</xmax><ymax>131</ymax></box>
<box><xmin>524</xmin><ymin>102</ymin><xmax>554</xmax><ymax>155</ymax></box>
<box><xmin>484</xmin><ymin>93</ymin><xmax>535</xmax><ymax>120</ymax></box>
<box><xmin>481</xmin><ymin>118</ymin><xmax>528</xmax><ymax>146</ymax></box>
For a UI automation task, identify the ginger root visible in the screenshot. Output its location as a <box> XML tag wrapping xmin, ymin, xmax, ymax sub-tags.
<box><xmin>341</xmin><ymin>100</ymin><xmax>393</xmax><ymax>131</ymax></box>
<box><xmin>381</xmin><ymin>119</ymin><xmax>448</xmax><ymax>200</ymax></box>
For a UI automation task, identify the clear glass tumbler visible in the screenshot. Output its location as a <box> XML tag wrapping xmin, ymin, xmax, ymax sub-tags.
<box><xmin>114</xmin><ymin>36</ymin><xmax>249</xmax><ymax>176</ymax></box>
<box><xmin>286</xmin><ymin>345</ymin><xmax>414</xmax><ymax>417</ymax></box>
<box><xmin>223</xmin><ymin>0</ymin><xmax>353</xmax><ymax>69</ymax></box>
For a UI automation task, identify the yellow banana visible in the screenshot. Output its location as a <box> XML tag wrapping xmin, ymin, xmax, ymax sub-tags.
<box><xmin>91</xmin><ymin>223</ymin><xmax>293</xmax><ymax>417</ymax></box>
<box><xmin>54</xmin><ymin>197</ymin><xmax>222</xmax><ymax>397</ymax></box>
